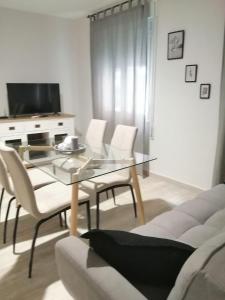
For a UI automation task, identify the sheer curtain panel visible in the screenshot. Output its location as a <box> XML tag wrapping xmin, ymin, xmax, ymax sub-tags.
<box><xmin>90</xmin><ymin>0</ymin><xmax>154</xmax><ymax>174</ymax></box>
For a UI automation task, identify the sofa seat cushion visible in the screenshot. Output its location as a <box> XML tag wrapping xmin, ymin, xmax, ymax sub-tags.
<box><xmin>174</xmin><ymin>185</ymin><xmax>225</xmax><ymax>224</ymax></box>
<box><xmin>205</xmin><ymin>209</ymin><xmax>225</xmax><ymax>229</ymax></box>
<box><xmin>177</xmin><ymin>225</ymin><xmax>219</xmax><ymax>248</ymax></box>
<box><xmin>198</xmin><ymin>184</ymin><xmax>225</xmax><ymax>206</ymax></box>
<box><xmin>131</xmin><ymin>223</ymin><xmax>176</xmax><ymax>240</ymax></box>
<box><xmin>174</xmin><ymin>198</ymin><xmax>223</xmax><ymax>224</ymax></box>
<box><xmin>148</xmin><ymin>211</ymin><xmax>200</xmax><ymax>238</ymax></box>
<box><xmin>135</xmin><ymin>184</ymin><xmax>225</xmax><ymax>249</ymax></box>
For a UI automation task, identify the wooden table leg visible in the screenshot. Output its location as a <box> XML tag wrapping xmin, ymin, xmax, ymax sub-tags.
<box><xmin>130</xmin><ymin>165</ymin><xmax>145</xmax><ymax>225</ymax></box>
<box><xmin>70</xmin><ymin>182</ymin><xmax>79</xmax><ymax>236</ymax></box>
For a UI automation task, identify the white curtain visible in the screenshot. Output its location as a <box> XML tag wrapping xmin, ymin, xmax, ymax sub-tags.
<box><xmin>90</xmin><ymin>0</ymin><xmax>154</xmax><ymax>173</ymax></box>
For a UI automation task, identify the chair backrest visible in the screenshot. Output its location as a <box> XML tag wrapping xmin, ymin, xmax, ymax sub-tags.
<box><xmin>111</xmin><ymin>125</ymin><xmax>138</xmax><ymax>155</ymax></box>
<box><xmin>0</xmin><ymin>145</ymin><xmax>39</xmax><ymax>218</ymax></box>
<box><xmin>85</xmin><ymin>119</ymin><xmax>107</xmax><ymax>147</ymax></box>
<box><xmin>110</xmin><ymin>125</ymin><xmax>138</xmax><ymax>179</ymax></box>
<box><xmin>0</xmin><ymin>155</ymin><xmax>14</xmax><ymax>196</ymax></box>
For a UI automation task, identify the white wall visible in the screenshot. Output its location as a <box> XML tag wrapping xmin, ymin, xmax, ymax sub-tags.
<box><xmin>0</xmin><ymin>7</ymin><xmax>93</xmax><ymax>137</ymax></box>
<box><xmin>151</xmin><ymin>0</ymin><xmax>225</xmax><ymax>190</ymax></box>
<box><xmin>71</xmin><ymin>18</ymin><xmax>93</xmax><ymax>137</ymax></box>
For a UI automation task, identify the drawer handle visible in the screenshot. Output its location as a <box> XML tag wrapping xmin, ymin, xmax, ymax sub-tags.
<box><xmin>9</xmin><ymin>126</ymin><xmax>15</xmax><ymax>130</ymax></box>
<box><xmin>35</xmin><ymin>124</ymin><xmax>41</xmax><ymax>128</ymax></box>
<box><xmin>58</xmin><ymin>122</ymin><xmax>63</xmax><ymax>126</ymax></box>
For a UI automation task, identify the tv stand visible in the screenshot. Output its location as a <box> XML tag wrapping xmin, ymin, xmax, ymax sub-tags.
<box><xmin>0</xmin><ymin>113</ymin><xmax>75</xmax><ymax>150</ymax></box>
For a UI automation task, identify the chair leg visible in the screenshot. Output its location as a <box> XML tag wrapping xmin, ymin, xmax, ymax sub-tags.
<box><xmin>52</xmin><ymin>165</ymin><xmax>56</xmax><ymax>175</ymax></box>
<box><xmin>86</xmin><ymin>201</ymin><xmax>91</xmax><ymax>230</ymax></box>
<box><xmin>58</xmin><ymin>213</ymin><xmax>63</xmax><ymax>227</ymax></box>
<box><xmin>111</xmin><ymin>188</ymin><xmax>116</xmax><ymax>205</ymax></box>
<box><xmin>64</xmin><ymin>210</ymin><xmax>68</xmax><ymax>228</ymax></box>
<box><xmin>13</xmin><ymin>205</ymin><xmax>21</xmax><ymax>254</ymax></box>
<box><xmin>28</xmin><ymin>220</ymin><xmax>43</xmax><ymax>278</ymax></box>
<box><xmin>129</xmin><ymin>185</ymin><xmax>137</xmax><ymax>218</ymax></box>
<box><xmin>106</xmin><ymin>190</ymin><xmax>109</xmax><ymax>199</ymax></box>
<box><xmin>3</xmin><ymin>197</ymin><xmax>15</xmax><ymax>244</ymax></box>
<box><xmin>96</xmin><ymin>192</ymin><xmax>100</xmax><ymax>229</ymax></box>
<box><xmin>28</xmin><ymin>207</ymin><xmax>70</xmax><ymax>278</ymax></box>
<box><xmin>0</xmin><ymin>188</ymin><xmax>5</xmax><ymax>217</ymax></box>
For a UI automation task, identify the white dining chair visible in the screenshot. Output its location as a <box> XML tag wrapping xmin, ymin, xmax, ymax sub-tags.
<box><xmin>0</xmin><ymin>145</ymin><xmax>91</xmax><ymax>278</ymax></box>
<box><xmin>52</xmin><ymin>119</ymin><xmax>107</xmax><ymax>173</ymax></box>
<box><xmin>0</xmin><ymin>154</ymin><xmax>56</xmax><ymax>243</ymax></box>
<box><xmin>85</xmin><ymin>119</ymin><xmax>107</xmax><ymax>147</ymax></box>
<box><xmin>81</xmin><ymin>124</ymin><xmax>138</xmax><ymax>228</ymax></box>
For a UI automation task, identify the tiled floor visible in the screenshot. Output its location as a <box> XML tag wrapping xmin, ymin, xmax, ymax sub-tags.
<box><xmin>0</xmin><ymin>174</ymin><xmax>201</xmax><ymax>300</ymax></box>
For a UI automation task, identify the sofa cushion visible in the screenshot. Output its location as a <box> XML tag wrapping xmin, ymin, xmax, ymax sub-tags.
<box><xmin>135</xmin><ymin>184</ymin><xmax>225</xmax><ymax>249</ymax></box>
<box><xmin>131</xmin><ymin>223</ymin><xmax>176</xmax><ymax>240</ymax></box>
<box><xmin>167</xmin><ymin>232</ymin><xmax>225</xmax><ymax>300</ymax></box>
<box><xmin>205</xmin><ymin>209</ymin><xmax>225</xmax><ymax>229</ymax></box>
<box><xmin>173</xmin><ymin>185</ymin><xmax>225</xmax><ymax>225</ymax></box>
<box><xmin>198</xmin><ymin>184</ymin><xmax>225</xmax><ymax>206</ymax></box>
<box><xmin>148</xmin><ymin>211</ymin><xmax>200</xmax><ymax>238</ymax></box>
<box><xmin>177</xmin><ymin>225</ymin><xmax>219</xmax><ymax>248</ymax></box>
<box><xmin>174</xmin><ymin>198</ymin><xmax>222</xmax><ymax>224</ymax></box>
<box><xmin>82</xmin><ymin>230</ymin><xmax>195</xmax><ymax>286</ymax></box>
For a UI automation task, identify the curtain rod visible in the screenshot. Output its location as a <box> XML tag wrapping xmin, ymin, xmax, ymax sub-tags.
<box><xmin>87</xmin><ymin>0</ymin><xmax>136</xmax><ymax>19</ymax></box>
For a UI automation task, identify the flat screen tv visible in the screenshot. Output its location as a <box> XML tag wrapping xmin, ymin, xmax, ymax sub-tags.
<box><xmin>7</xmin><ymin>83</ymin><xmax>61</xmax><ymax>117</ymax></box>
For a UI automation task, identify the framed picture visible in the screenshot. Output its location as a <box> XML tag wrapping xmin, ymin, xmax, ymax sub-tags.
<box><xmin>167</xmin><ymin>30</ymin><xmax>185</xmax><ymax>60</ymax></box>
<box><xmin>185</xmin><ymin>65</ymin><xmax>198</xmax><ymax>82</ymax></box>
<box><xmin>200</xmin><ymin>84</ymin><xmax>211</xmax><ymax>99</ymax></box>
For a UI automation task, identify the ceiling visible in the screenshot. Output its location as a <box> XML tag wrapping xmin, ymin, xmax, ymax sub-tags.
<box><xmin>0</xmin><ymin>0</ymin><xmax>122</xmax><ymax>19</ymax></box>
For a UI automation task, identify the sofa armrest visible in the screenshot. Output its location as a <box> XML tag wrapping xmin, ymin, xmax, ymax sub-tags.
<box><xmin>55</xmin><ymin>236</ymin><xmax>146</xmax><ymax>300</ymax></box>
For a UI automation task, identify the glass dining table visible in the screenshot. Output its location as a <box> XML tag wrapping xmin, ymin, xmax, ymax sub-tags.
<box><xmin>17</xmin><ymin>140</ymin><xmax>156</xmax><ymax>236</ymax></box>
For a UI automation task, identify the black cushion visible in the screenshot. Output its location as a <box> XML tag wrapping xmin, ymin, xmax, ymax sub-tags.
<box><xmin>132</xmin><ymin>282</ymin><xmax>172</xmax><ymax>300</ymax></box>
<box><xmin>82</xmin><ymin>230</ymin><xmax>196</xmax><ymax>287</ymax></box>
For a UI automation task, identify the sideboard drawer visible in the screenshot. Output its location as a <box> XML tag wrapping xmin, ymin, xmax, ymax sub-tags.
<box><xmin>26</xmin><ymin>121</ymin><xmax>51</xmax><ymax>132</ymax></box>
<box><xmin>0</xmin><ymin>123</ymin><xmax>24</xmax><ymax>135</ymax></box>
<box><xmin>51</xmin><ymin>119</ymin><xmax>74</xmax><ymax>130</ymax></box>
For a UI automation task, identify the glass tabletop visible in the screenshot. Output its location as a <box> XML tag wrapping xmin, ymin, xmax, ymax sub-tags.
<box><xmin>19</xmin><ymin>139</ymin><xmax>156</xmax><ymax>185</ymax></box>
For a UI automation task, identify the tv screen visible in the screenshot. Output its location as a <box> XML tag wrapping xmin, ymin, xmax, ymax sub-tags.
<box><xmin>7</xmin><ymin>83</ymin><xmax>61</xmax><ymax>116</ymax></box>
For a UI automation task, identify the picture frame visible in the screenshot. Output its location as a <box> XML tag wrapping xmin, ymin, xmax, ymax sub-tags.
<box><xmin>167</xmin><ymin>30</ymin><xmax>185</xmax><ymax>60</ymax></box>
<box><xmin>185</xmin><ymin>65</ymin><xmax>198</xmax><ymax>82</ymax></box>
<box><xmin>200</xmin><ymin>84</ymin><xmax>211</xmax><ymax>99</ymax></box>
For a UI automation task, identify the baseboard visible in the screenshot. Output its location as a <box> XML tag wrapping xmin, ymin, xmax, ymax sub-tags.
<box><xmin>150</xmin><ymin>171</ymin><xmax>204</xmax><ymax>192</ymax></box>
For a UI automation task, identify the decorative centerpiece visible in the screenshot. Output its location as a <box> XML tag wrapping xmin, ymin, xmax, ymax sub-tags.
<box><xmin>54</xmin><ymin>136</ymin><xmax>86</xmax><ymax>154</ymax></box>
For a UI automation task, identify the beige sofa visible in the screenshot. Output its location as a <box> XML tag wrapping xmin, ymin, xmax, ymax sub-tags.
<box><xmin>55</xmin><ymin>184</ymin><xmax>225</xmax><ymax>300</ymax></box>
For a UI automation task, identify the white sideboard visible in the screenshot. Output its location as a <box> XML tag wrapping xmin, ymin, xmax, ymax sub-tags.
<box><xmin>0</xmin><ymin>113</ymin><xmax>75</xmax><ymax>147</ymax></box>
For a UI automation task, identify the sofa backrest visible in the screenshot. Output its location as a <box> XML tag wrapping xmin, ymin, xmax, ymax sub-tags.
<box><xmin>167</xmin><ymin>232</ymin><xmax>225</xmax><ymax>300</ymax></box>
